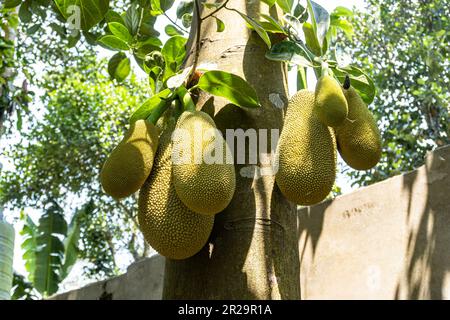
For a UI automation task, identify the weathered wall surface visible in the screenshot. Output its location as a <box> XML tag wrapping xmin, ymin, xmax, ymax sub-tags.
<box><xmin>50</xmin><ymin>146</ymin><xmax>450</xmax><ymax>300</ymax></box>
<box><xmin>298</xmin><ymin>145</ymin><xmax>450</xmax><ymax>299</ymax></box>
<box><xmin>50</xmin><ymin>254</ymin><xmax>165</xmax><ymax>300</ymax></box>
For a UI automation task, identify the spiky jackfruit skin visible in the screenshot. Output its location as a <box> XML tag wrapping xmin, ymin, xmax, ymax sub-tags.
<box><xmin>172</xmin><ymin>111</ymin><xmax>236</xmax><ymax>215</ymax></box>
<box><xmin>275</xmin><ymin>90</ymin><xmax>337</xmax><ymax>205</ymax></box>
<box><xmin>335</xmin><ymin>87</ymin><xmax>382</xmax><ymax>170</ymax></box>
<box><xmin>138</xmin><ymin>125</ymin><xmax>214</xmax><ymax>260</ymax></box>
<box><xmin>100</xmin><ymin>120</ymin><xmax>159</xmax><ymax>199</ymax></box>
<box><xmin>315</xmin><ymin>75</ymin><xmax>348</xmax><ymax>127</ymax></box>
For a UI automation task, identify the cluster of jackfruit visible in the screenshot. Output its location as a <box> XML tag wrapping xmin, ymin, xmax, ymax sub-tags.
<box><xmin>275</xmin><ymin>76</ymin><xmax>381</xmax><ymax>206</ymax></box>
<box><xmin>100</xmin><ymin>74</ymin><xmax>381</xmax><ymax>259</ymax></box>
<box><xmin>100</xmin><ymin>109</ymin><xmax>235</xmax><ymax>260</ymax></box>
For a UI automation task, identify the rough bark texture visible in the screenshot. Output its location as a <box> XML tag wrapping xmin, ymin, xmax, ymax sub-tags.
<box><xmin>163</xmin><ymin>0</ymin><xmax>300</xmax><ymax>299</ymax></box>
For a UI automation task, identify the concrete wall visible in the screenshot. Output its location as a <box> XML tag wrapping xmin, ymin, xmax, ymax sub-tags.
<box><xmin>298</xmin><ymin>145</ymin><xmax>450</xmax><ymax>299</ymax></box>
<box><xmin>50</xmin><ymin>254</ymin><xmax>165</xmax><ymax>300</ymax></box>
<box><xmin>51</xmin><ymin>145</ymin><xmax>450</xmax><ymax>300</ymax></box>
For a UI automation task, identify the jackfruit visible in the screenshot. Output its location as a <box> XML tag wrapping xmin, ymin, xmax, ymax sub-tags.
<box><xmin>100</xmin><ymin>120</ymin><xmax>159</xmax><ymax>199</ymax></box>
<box><xmin>275</xmin><ymin>90</ymin><xmax>336</xmax><ymax>205</ymax></box>
<box><xmin>335</xmin><ymin>86</ymin><xmax>382</xmax><ymax>170</ymax></box>
<box><xmin>172</xmin><ymin>111</ymin><xmax>235</xmax><ymax>215</ymax></box>
<box><xmin>315</xmin><ymin>75</ymin><xmax>348</xmax><ymax>127</ymax></box>
<box><xmin>138</xmin><ymin>125</ymin><xmax>214</xmax><ymax>260</ymax></box>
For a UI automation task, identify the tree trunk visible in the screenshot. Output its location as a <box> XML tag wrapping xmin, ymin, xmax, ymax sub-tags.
<box><xmin>163</xmin><ymin>0</ymin><xmax>300</xmax><ymax>299</ymax></box>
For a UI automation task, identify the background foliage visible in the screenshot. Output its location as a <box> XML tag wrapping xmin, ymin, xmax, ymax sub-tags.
<box><xmin>340</xmin><ymin>0</ymin><xmax>449</xmax><ymax>186</ymax></box>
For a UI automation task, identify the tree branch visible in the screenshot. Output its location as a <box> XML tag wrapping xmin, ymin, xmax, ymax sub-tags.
<box><xmin>191</xmin><ymin>0</ymin><xmax>203</xmax><ymax>74</ymax></box>
<box><xmin>200</xmin><ymin>0</ymin><xmax>230</xmax><ymax>21</ymax></box>
<box><xmin>163</xmin><ymin>13</ymin><xmax>189</xmax><ymax>34</ymax></box>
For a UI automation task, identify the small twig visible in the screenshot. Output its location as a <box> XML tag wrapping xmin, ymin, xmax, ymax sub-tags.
<box><xmin>136</xmin><ymin>7</ymin><xmax>145</xmax><ymax>37</ymax></box>
<box><xmin>163</xmin><ymin>12</ymin><xmax>189</xmax><ymax>33</ymax></box>
<box><xmin>200</xmin><ymin>0</ymin><xmax>230</xmax><ymax>21</ymax></box>
<box><xmin>189</xmin><ymin>0</ymin><xmax>229</xmax><ymax>84</ymax></box>
<box><xmin>191</xmin><ymin>0</ymin><xmax>203</xmax><ymax>75</ymax></box>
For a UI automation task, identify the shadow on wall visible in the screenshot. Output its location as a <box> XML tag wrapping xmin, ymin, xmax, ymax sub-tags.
<box><xmin>297</xmin><ymin>145</ymin><xmax>450</xmax><ymax>299</ymax></box>
<box><xmin>395</xmin><ymin>145</ymin><xmax>450</xmax><ymax>299</ymax></box>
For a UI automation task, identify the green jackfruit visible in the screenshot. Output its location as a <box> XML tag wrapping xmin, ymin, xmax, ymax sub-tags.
<box><xmin>100</xmin><ymin>120</ymin><xmax>159</xmax><ymax>199</ymax></box>
<box><xmin>138</xmin><ymin>125</ymin><xmax>214</xmax><ymax>260</ymax></box>
<box><xmin>275</xmin><ymin>90</ymin><xmax>336</xmax><ymax>205</ymax></box>
<box><xmin>335</xmin><ymin>86</ymin><xmax>382</xmax><ymax>170</ymax></box>
<box><xmin>315</xmin><ymin>75</ymin><xmax>348</xmax><ymax>127</ymax></box>
<box><xmin>172</xmin><ymin>111</ymin><xmax>236</xmax><ymax>215</ymax></box>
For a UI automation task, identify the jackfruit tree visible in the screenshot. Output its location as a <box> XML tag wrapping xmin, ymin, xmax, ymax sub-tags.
<box><xmin>1</xmin><ymin>0</ymin><xmax>384</xmax><ymax>299</ymax></box>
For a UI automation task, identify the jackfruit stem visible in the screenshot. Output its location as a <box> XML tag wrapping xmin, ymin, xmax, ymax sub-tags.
<box><xmin>146</xmin><ymin>99</ymin><xmax>170</xmax><ymax>124</ymax></box>
<box><xmin>343</xmin><ymin>75</ymin><xmax>351</xmax><ymax>90</ymax></box>
<box><xmin>320</xmin><ymin>62</ymin><xmax>329</xmax><ymax>78</ymax></box>
<box><xmin>176</xmin><ymin>86</ymin><xmax>196</xmax><ymax>112</ymax></box>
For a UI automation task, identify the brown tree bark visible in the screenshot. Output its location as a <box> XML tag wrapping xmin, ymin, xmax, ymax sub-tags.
<box><xmin>163</xmin><ymin>0</ymin><xmax>300</xmax><ymax>299</ymax></box>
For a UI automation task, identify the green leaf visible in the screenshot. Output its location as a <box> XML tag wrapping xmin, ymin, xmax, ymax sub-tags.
<box><xmin>330</xmin><ymin>18</ymin><xmax>354</xmax><ymax>38</ymax></box>
<box><xmin>307</xmin><ymin>0</ymin><xmax>330</xmax><ymax>49</ymax></box>
<box><xmin>151</xmin><ymin>0</ymin><xmax>174</xmax><ymax>14</ymax></box>
<box><xmin>176</xmin><ymin>0</ymin><xmax>193</xmax><ymax>19</ymax></box>
<box><xmin>260</xmin><ymin>14</ymin><xmax>286</xmax><ymax>34</ymax></box>
<box><xmin>283</xmin><ymin>14</ymin><xmax>302</xmax><ymax>37</ymax></box>
<box><xmin>4</xmin><ymin>0</ymin><xmax>22</xmax><ymax>8</ymax></box>
<box><xmin>181</xmin><ymin>13</ymin><xmax>192</xmax><ymax>28</ymax></box>
<box><xmin>67</xmin><ymin>31</ymin><xmax>81</xmax><ymax>48</ymax></box>
<box><xmin>108</xmin><ymin>52</ymin><xmax>126</xmax><ymax>80</ymax></box>
<box><xmin>166</xmin><ymin>66</ymin><xmax>192</xmax><ymax>89</ymax></box>
<box><xmin>161</xmin><ymin>36</ymin><xmax>187</xmax><ymax>80</ymax></box>
<box><xmin>332</xmin><ymin>65</ymin><xmax>376</xmax><ymax>104</ymax></box>
<box><xmin>176</xmin><ymin>86</ymin><xmax>195</xmax><ymax>111</ymax></box>
<box><xmin>129</xmin><ymin>88</ymin><xmax>173</xmax><ymax>123</ymax></box>
<box><xmin>60</xmin><ymin>205</ymin><xmax>86</xmax><ymax>280</ymax></box>
<box><xmin>161</xmin><ymin>36</ymin><xmax>187</xmax><ymax>65</ymax></box>
<box><xmin>165</xmin><ymin>24</ymin><xmax>183</xmax><ymax>36</ymax></box>
<box><xmin>20</xmin><ymin>212</ymin><xmax>38</xmax><ymax>283</ymax></box>
<box><xmin>33</xmin><ymin>207</ymin><xmax>67</xmax><ymax>296</ymax></box>
<box><xmin>105</xmin><ymin>10</ymin><xmax>124</xmax><ymax>24</ymax></box>
<box><xmin>331</xmin><ymin>6</ymin><xmax>354</xmax><ymax>18</ymax></box>
<box><xmin>115</xmin><ymin>57</ymin><xmax>131</xmax><ymax>82</ymax></box>
<box><xmin>82</xmin><ymin>30</ymin><xmax>98</xmax><ymax>45</ymax></box>
<box><xmin>26</xmin><ymin>24</ymin><xmax>41</xmax><ymax>35</ymax></box>
<box><xmin>98</xmin><ymin>35</ymin><xmax>130</xmax><ymax>51</ymax></box>
<box><xmin>261</xmin><ymin>0</ymin><xmax>276</xmax><ymax>6</ymax></box>
<box><xmin>18</xmin><ymin>1</ymin><xmax>32</xmax><ymax>23</ymax></box>
<box><xmin>266</xmin><ymin>41</ymin><xmax>313</xmax><ymax>67</ymax></box>
<box><xmin>125</xmin><ymin>5</ymin><xmax>140</xmax><ymax>36</ymax></box>
<box><xmin>203</xmin><ymin>2</ymin><xmax>221</xmax><ymax>9</ymax></box>
<box><xmin>50</xmin><ymin>22</ymin><xmax>65</xmax><ymax>36</ymax></box>
<box><xmin>16</xmin><ymin>109</ymin><xmax>22</xmax><ymax>131</ymax></box>
<box><xmin>150</xmin><ymin>0</ymin><xmax>163</xmax><ymax>15</ymax></box>
<box><xmin>302</xmin><ymin>22</ymin><xmax>321</xmax><ymax>56</ymax></box>
<box><xmin>108</xmin><ymin>22</ymin><xmax>133</xmax><ymax>43</ymax></box>
<box><xmin>276</xmin><ymin>0</ymin><xmax>293</xmax><ymax>13</ymax></box>
<box><xmin>238</xmin><ymin>13</ymin><xmax>271</xmax><ymax>48</ymax></box>
<box><xmin>160</xmin><ymin>0</ymin><xmax>175</xmax><ymax>11</ymax></box>
<box><xmin>197</xmin><ymin>71</ymin><xmax>261</xmax><ymax>108</ymax></box>
<box><xmin>215</xmin><ymin>17</ymin><xmax>225</xmax><ymax>32</ymax></box>
<box><xmin>54</xmin><ymin>0</ymin><xmax>109</xmax><ymax>31</ymax></box>
<box><xmin>293</xmin><ymin>3</ymin><xmax>306</xmax><ymax>18</ymax></box>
